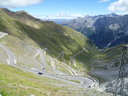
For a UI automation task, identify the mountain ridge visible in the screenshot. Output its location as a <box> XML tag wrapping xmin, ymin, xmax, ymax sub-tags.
<box><xmin>62</xmin><ymin>13</ymin><xmax>128</xmax><ymax>48</ymax></box>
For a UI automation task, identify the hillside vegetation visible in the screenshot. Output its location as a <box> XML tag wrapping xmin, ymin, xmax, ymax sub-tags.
<box><xmin>90</xmin><ymin>44</ymin><xmax>128</xmax><ymax>82</ymax></box>
<box><xmin>0</xmin><ymin>64</ymin><xmax>113</xmax><ymax>96</ymax></box>
<box><xmin>0</xmin><ymin>8</ymin><xmax>115</xmax><ymax>96</ymax></box>
<box><xmin>0</xmin><ymin>8</ymin><xmax>98</xmax><ymax>71</ymax></box>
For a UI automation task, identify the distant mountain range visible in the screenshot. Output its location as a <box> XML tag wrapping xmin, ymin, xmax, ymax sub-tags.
<box><xmin>43</xmin><ymin>19</ymin><xmax>71</xmax><ymax>24</ymax></box>
<box><xmin>62</xmin><ymin>13</ymin><xmax>128</xmax><ymax>48</ymax></box>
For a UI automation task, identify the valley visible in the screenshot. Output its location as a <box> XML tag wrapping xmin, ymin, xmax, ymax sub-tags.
<box><xmin>0</xmin><ymin>8</ymin><xmax>127</xmax><ymax>96</ymax></box>
<box><xmin>0</xmin><ymin>31</ymin><xmax>111</xmax><ymax>96</ymax></box>
<box><xmin>62</xmin><ymin>14</ymin><xmax>128</xmax><ymax>48</ymax></box>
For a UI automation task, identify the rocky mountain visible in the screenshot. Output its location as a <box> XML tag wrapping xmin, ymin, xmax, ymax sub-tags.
<box><xmin>63</xmin><ymin>13</ymin><xmax>128</xmax><ymax>48</ymax></box>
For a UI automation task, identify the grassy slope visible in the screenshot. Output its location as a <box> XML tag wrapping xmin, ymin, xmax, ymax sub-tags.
<box><xmin>0</xmin><ymin>34</ymin><xmax>84</xmax><ymax>75</ymax></box>
<box><xmin>0</xmin><ymin>64</ymin><xmax>112</xmax><ymax>96</ymax></box>
<box><xmin>0</xmin><ymin>8</ymin><xmax>98</xmax><ymax>71</ymax></box>
<box><xmin>95</xmin><ymin>45</ymin><xmax>123</xmax><ymax>68</ymax></box>
<box><xmin>0</xmin><ymin>8</ymin><xmax>88</xmax><ymax>55</ymax></box>
<box><xmin>0</xmin><ymin>64</ymin><xmax>80</xmax><ymax>96</ymax></box>
<box><xmin>91</xmin><ymin>44</ymin><xmax>128</xmax><ymax>83</ymax></box>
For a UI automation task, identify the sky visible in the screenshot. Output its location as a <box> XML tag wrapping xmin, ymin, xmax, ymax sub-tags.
<box><xmin>0</xmin><ymin>0</ymin><xmax>128</xmax><ymax>19</ymax></box>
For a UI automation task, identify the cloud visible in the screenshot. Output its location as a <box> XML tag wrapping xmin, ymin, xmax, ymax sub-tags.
<box><xmin>0</xmin><ymin>0</ymin><xmax>42</xmax><ymax>8</ymax></box>
<box><xmin>97</xmin><ymin>0</ymin><xmax>111</xmax><ymax>3</ymax></box>
<box><xmin>108</xmin><ymin>0</ymin><xmax>128</xmax><ymax>11</ymax></box>
<box><xmin>37</xmin><ymin>11</ymin><xmax>86</xmax><ymax>19</ymax></box>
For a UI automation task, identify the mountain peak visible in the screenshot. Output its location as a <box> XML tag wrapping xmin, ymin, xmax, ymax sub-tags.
<box><xmin>1</xmin><ymin>8</ymin><xmax>40</xmax><ymax>22</ymax></box>
<box><xmin>15</xmin><ymin>10</ymin><xmax>30</xmax><ymax>15</ymax></box>
<box><xmin>0</xmin><ymin>8</ymin><xmax>11</xmax><ymax>13</ymax></box>
<box><xmin>0</xmin><ymin>8</ymin><xmax>30</xmax><ymax>16</ymax></box>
